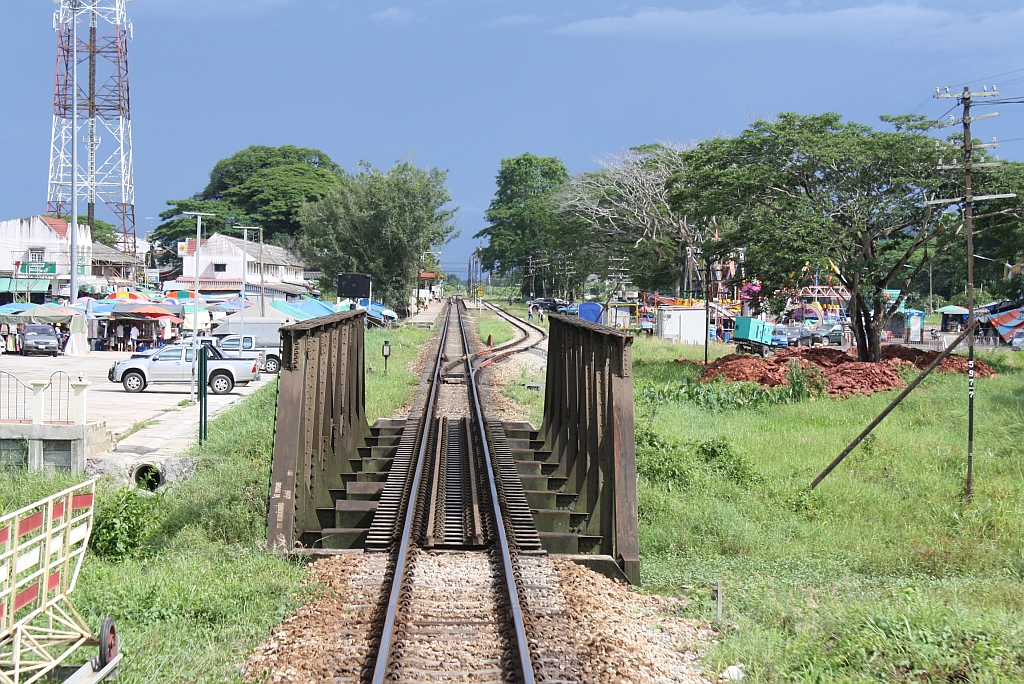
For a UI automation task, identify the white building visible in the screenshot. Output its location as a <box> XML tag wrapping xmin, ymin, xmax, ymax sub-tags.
<box><xmin>167</xmin><ymin>232</ymin><xmax>309</xmax><ymax>301</ymax></box>
<box><xmin>0</xmin><ymin>216</ymin><xmax>92</xmax><ymax>302</ymax></box>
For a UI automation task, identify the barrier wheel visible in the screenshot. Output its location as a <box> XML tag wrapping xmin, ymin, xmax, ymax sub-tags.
<box><xmin>98</xmin><ymin>617</ymin><xmax>118</xmax><ymax>668</ymax></box>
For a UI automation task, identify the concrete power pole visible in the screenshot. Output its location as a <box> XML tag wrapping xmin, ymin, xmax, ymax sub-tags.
<box><xmin>932</xmin><ymin>84</ymin><xmax>1016</xmax><ymax>502</ymax></box>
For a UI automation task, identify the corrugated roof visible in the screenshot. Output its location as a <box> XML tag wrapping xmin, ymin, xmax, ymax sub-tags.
<box><xmin>92</xmin><ymin>242</ymin><xmax>143</xmax><ymax>265</ymax></box>
<box><xmin>216</xmin><ymin>233</ymin><xmax>304</xmax><ymax>268</ymax></box>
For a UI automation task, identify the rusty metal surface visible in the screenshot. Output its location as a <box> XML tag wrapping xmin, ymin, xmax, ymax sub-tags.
<box><xmin>541</xmin><ymin>314</ymin><xmax>640</xmax><ymax>584</ymax></box>
<box><xmin>267</xmin><ymin>311</ymin><xmax>367</xmax><ymax>552</ymax></box>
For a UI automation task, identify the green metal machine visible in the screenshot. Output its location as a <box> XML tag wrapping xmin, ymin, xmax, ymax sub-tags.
<box><xmin>732</xmin><ymin>316</ymin><xmax>774</xmax><ymax>357</ymax></box>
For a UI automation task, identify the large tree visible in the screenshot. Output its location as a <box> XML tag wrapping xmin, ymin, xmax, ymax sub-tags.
<box><xmin>672</xmin><ymin>112</ymin><xmax>1021</xmax><ymax>361</ymax></box>
<box><xmin>558</xmin><ymin>143</ymin><xmax>706</xmax><ymax>297</ymax></box>
<box><xmin>475</xmin><ymin>153</ymin><xmax>572</xmax><ymax>296</ymax></box>
<box><xmin>298</xmin><ymin>158</ymin><xmax>457</xmax><ymax>313</ymax></box>
<box><xmin>151</xmin><ymin>145</ymin><xmax>342</xmax><ymax>264</ymax></box>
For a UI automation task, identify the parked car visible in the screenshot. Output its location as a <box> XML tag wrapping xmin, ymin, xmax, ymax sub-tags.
<box><xmin>772</xmin><ymin>325</ymin><xmax>790</xmax><ymax>348</ymax></box>
<box><xmin>217</xmin><ymin>334</ymin><xmax>282</xmax><ymax>374</ymax></box>
<box><xmin>556</xmin><ymin>302</ymin><xmax>580</xmax><ymax>315</ymax></box>
<box><xmin>173</xmin><ymin>335</ymin><xmax>265</xmax><ymax>369</ymax></box>
<box><xmin>108</xmin><ymin>344</ymin><xmax>260</xmax><ymax>394</ymax></box>
<box><xmin>529</xmin><ymin>297</ymin><xmax>565</xmax><ymax>312</ymax></box>
<box><xmin>20</xmin><ymin>324</ymin><xmax>61</xmax><ymax>356</ymax></box>
<box><xmin>811</xmin><ymin>323</ymin><xmax>847</xmax><ymax>346</ymax></box>
<box><xmin>785</xmin><ymin>326</ymin><xmax>813</xmax><ymax>348</ymax></box>
<box><xmin>1012</xmin><ymin>329</ymin><xmax>1024</xmax><ymax>351</ymax></box>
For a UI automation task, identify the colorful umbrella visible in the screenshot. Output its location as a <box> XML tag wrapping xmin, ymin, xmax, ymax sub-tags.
<box><xmin>129</xmin><ymin>305</ymin><xmax>175</xmax><ymax>317</ymax></box>
<box><xmin>106</xmin><ymin>291</ymin><xmax>148</xmax><ymax>300</ymax></box>
<box><xmin>164</xmin><ymin>290</ymin><xmax>203</xmax><ymax>300</ymax></box>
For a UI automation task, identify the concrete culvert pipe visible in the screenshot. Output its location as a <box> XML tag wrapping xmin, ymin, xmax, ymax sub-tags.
<box><xmin>132</xmin><ymin>463</ymin><xmax>164</xmax><ymax>491</ymax></box>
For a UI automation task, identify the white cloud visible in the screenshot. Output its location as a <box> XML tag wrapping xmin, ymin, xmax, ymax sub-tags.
<box><xmin>554</xmin><ymin>4</ymin><xmax>1024</xmax><ymax>47</ymax></box>
<box><xmin>369</xmin><ymin>6</ymin><xmax>417</xmax><ymax>23</ymax></box>
<box><xmin>487</xmin><ymin>14</ymin><xmax>543</xmax><ymax>28</ymax></box>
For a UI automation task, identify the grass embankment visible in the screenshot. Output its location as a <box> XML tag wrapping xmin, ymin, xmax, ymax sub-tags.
<box><xmin>0</xmin><ymin>323</ymin><xmax>430</xmax><ymax>682</ymax></box>
<box><xmin>511</xmin><ymin>336</ymin><xmax>1024</xmax><ymax>681</ymax></box>
<box><xmin>469</xmin><ymin>307</ymin><xmax>516</xmax><ymax>347</ymax></box>
<box><xmin>640</xmin><ymin>341</ymin><xmax>1024</xmax><ymax>682</ymax></box>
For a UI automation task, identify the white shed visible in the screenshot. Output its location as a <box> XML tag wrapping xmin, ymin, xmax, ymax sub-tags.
<box><xmin>655</xmin><ymin>306</ymin><xmax>708</xmax><ymax>344</ymax></box>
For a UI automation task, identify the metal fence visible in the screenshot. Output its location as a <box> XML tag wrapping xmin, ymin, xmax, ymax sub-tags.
<box><xmin>267</xmin><ymin>310</ymin><xmax>367</xmax><ymax>552</ymax></box>
<box><xmin>541</xmin><ymin>314</ymin><xmax>640</xmax><ymax>584</ymax></box>
<box><xmin>0</xmin><ymin>371</ymin><xmax>74</xmax><ymax>424</ymax></box>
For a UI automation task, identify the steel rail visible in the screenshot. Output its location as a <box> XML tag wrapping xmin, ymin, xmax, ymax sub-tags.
<box><xmin>370</xmin><ymin>302</ymin><xmax>453</xmax><ymax>684</ymax></box>
<box><xmin>457</xmin><ymin>297</ymin><xmax>537</xmax><ymax>684</ymax></box>
<box><xmin>474</xmin><ymin>300</ymin><xmax>548</xmax><ymax>371</ymax></box>
<box><xmin>440</xmin><ymin>300</ymin><xmax>547</xmax><ymax>376</ymax></box>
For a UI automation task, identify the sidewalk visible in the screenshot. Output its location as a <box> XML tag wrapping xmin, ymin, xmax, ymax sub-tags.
<box><xmin>408</xmin><ymin>303</ymin><xmax>443</xmax><ymax>329</ymax></box>
<box><xmin>85</xmin><ymin>377</ymin><xmax>271</xmax><ymax>484</ymax></box>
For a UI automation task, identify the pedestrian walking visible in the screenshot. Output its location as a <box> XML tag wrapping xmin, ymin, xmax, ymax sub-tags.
<box><xmin>129</xmin><ymin>325</ymin><xmax>139</xmax><ymax>351</ymax></box>
<box><xmin>527</xmin><ymin>304</ymin><xmax>534</xmax><ymax>321</ymax></box>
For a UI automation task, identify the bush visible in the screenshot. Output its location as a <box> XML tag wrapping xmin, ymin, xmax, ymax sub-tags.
<box><xmin>636</xmin><ymin>425</ymin><xmax>761</xmax><ymax>490</ymax></box>
<box><xmin>783</xmin><ymin>360</ymin><xmax>827</xmax><ymax>401</ymax></box>
<box><xmin>90</xmin><ymin>487</ymin><xmax>164</xmax><ymax>561</ymax></box>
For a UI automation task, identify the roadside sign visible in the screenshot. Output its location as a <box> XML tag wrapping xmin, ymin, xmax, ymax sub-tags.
<box><xmin>476</xmin><ymin>286</ymin><xmax>484</xmax><ymax>297</ymax></box>
<box><xmin>18</xmin><ymin>262</ymin><xmax>56</xmax><ymax>275</ymax></box>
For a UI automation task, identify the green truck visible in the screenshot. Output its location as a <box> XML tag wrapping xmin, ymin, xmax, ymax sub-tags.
<box><xmin>732</xmin><ymin>316</ymin><xmax>774</xmax><ymax>357</ymax></box>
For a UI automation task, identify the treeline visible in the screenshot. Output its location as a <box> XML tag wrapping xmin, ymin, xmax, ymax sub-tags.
<box><xmin>151</xmin><ymin>146</ymin><xmax>456</xmax><ymax>314</ymax></box>
<box><xmin>476</xmin><ymin>112</ymin><xmax>1024</xmax><ymax>361</ymax></box>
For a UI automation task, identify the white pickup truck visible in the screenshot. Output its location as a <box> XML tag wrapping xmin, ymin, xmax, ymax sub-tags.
<box><xmin>107</xmin><ymin>344</ymin><xmax>260</xmax><ymax>394</ymax></box>
<box><xmin>217</xmin><ymin>334</ymin><xmax>283</xmax><ymax>374</ymax></box>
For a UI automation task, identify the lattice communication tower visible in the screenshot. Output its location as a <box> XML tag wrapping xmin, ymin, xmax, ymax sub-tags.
<box><xmin>46</xmin><ymin>0</ymin><xmax>136</xmax><ymax>262</ymax></box>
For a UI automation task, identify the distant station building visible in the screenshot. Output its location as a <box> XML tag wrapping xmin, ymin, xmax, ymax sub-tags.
<box><xmin>0</xmin><ymin>215</ymin><xmax>92</xmax><ymax>304</ymax></box>
<box><xmin>166</xmin><ymin>232</ymin><xmax>311</xmax><ymax>302</ymax></box>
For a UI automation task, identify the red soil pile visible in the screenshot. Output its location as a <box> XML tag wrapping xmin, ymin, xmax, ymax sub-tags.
<box><xmin>821</xmin><ymin>362</ymin><xmax>906</xmax><ymax>396</ymax></box>
<box><xmin>701</xmin><ymin>354</ymin><xmax>788</xmax><ymax>386</ymax></box>
<box><xmin>880</xmin><ymin>345</ymin><xmax>996</xmax><ymax>377</ymax></box>
<box><xmin>690</xmin><ymin>344</ymin><xmax>993</xmax><ymax>397</ymax></box>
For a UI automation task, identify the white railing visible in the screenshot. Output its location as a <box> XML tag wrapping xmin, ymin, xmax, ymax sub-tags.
<box><xmin>0</xmin><ymin>372</ymin><xmax>88</xmax><ymax>425</ymax></box>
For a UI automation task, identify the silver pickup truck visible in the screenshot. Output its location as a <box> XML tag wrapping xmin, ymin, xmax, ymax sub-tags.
<box><xmin>107</xmin><ymin>344</ymin><xmax>260</xmax><ymax>394</ymax></box>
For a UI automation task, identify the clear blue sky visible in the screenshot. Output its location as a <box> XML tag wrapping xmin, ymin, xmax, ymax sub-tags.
<box><xmin>2</xmin><ymin>1</ymin><xmax>1022</xmax><ymax>278</ymax></box>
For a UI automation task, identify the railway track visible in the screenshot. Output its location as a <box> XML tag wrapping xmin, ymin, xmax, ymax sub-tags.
<box><xmin>366</xmin><ymin>297</ymin><xmax>570</xmax><ymax>684</ymax></box>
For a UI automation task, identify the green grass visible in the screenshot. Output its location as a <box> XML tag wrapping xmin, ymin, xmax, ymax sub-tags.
<box><xmin>633</xmin><ymin>339</ymin><xmax>1024</xmax><ymax>682</ymax></box>
<box><xmin>0</xmin><ymin>323</ymin><xmax>433</xmax><ymax>682</ymax></box>
<box><xmin>503</xmin><ymin>367</ymin><xmax>547</xmax><ymax>427</ymax></box>
<box><xmin>365</xmin><ymin>324</ymin><xmax>431</xmax><ymax>421</ymax></box>
<box><xmin>469</xmin><ymin>308</ymin><xmax>516</xmax><ymax>346</ymax></box>
<box><xmin>6</xmin><ymin>320</ymin><xmax>1021</xmax><ymax>682</ymax></box>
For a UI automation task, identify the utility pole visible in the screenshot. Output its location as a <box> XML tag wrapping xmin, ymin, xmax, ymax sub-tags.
<box><xmin>259</xmin><ymin>227</ymin><xmax>265</xmax><ymax>317</ymax></box>
<box><xmin>183</xmin><ymin>212</ymin><xmax>214</xmax><ymax>404</ymax></box>
<box><xmin>932</xmin><ymin>84</ymin><xmax>1016</xmax><ymax>502</ymax></box>
<box><xmin>69</xmin><ymin>0</ymin><xmax>78</xmax><ymax>305</ymax></box>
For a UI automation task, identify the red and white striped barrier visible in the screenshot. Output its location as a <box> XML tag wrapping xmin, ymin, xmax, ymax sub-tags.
<box><xmin>0</xmin><ymin>479</ymin><xmax>118</xmax><ymax>684</ymax></box>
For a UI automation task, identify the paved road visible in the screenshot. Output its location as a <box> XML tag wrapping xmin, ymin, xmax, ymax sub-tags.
<box><xmin>0</xmin><ymin>349</ymin><xmax>266</xmax><ymax>435</ymax></box>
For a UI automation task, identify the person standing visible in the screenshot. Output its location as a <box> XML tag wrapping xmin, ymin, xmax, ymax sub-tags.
<box><xmin>527</xmin><ymin>304</ymin><xmax>534</xmax><ymax>321</ymax></box>
<box><xmin>116</xmin><ymin>323</ymin><xmax>125</xmax><ymax>351</ymax></box>
<box><xmin>129</xmin><ymin>325</ymin><xmax>139</xmax><ymax>352</ymax></box>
